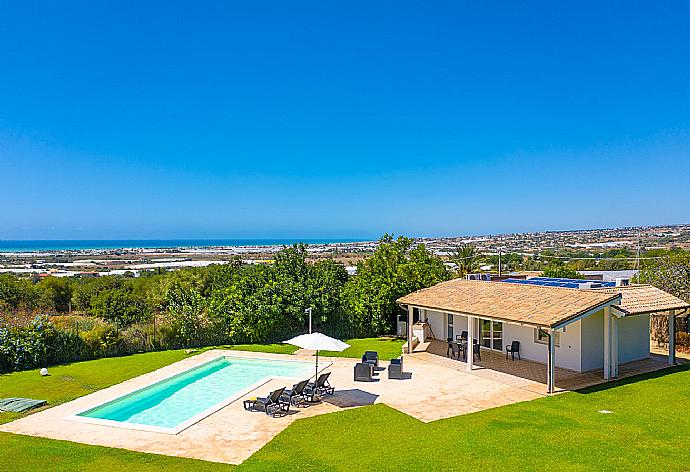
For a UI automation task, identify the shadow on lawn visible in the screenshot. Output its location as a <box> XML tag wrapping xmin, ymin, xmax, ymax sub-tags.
<box><xmin>575</xmin><ymin>363</ymin><xmax>689</xmax><ymax>395</ymax></box>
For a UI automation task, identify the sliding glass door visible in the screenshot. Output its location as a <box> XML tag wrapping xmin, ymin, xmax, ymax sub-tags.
<box><xmin>480</xmin><ymin>319</ymin><xmax>492</xmax><ymax>348</ymax></box>
<box><xmin>492</xmin><ymin>320</ymin><xmax>503</xmax><ymax>351</ymax></box>
<box><xmin>479</xmin><ymin>318</ymin><xmax>503</xmax><ymax>351</ymax></box>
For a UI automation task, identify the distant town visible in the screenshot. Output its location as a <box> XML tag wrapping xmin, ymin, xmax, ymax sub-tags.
<box><xmin>1</xmin><ymin>224</ymin><xmax>688</xmax><ymax>278</ymax></box>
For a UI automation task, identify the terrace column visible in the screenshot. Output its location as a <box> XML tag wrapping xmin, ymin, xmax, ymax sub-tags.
<box><xmin>611</xmin><ymin>315</ymin><xmax>619</xmax><ymax>378</ymax></box>
<box><xmin>407</xmin><ymin>305</ymin><xmax>414</xmax><ymax>354</ymax></box>
<box><xmin>466</xmin><ymin>316</ymin><xmax>475</xmax><ymax>371</ymax></box>
<box><xmin>668</xmin><ymin>310</ymin><xmax>676</xmax><ymax>365</ymax></box>
<box><xmin>603</xmin><ymin>307</ymin><xmax>611</xmax><ymax>380</ymax></box>
<box><xmin>547</xmin><ymin>329</ymin><xmax>556</xmax><ymax>394</ymax></box>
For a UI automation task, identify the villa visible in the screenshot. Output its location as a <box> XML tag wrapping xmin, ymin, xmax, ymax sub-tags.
<box><xmin>398</xmin><ymin>277</ymin><xmax>689</xmax><ymax>393</ymax></box>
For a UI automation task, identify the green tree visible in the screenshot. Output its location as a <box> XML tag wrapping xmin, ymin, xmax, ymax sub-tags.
<box><xmin>0</xmin><ymin>274</ymin><xmax>38</xmax><ymax>312</ymax></box>
<box><xmin>341</xmin><ymin>235</ymin><xmax>450</xmax><ymax>336</ymax></box>
<box><xmin>164</xmin><ymin>281</ymin><xmax>207</xmax><ymax>347</ymax></box>
<box><xmin>540</xmin><ymin>265</ymin><xmax>584</xmax><ymax>279</ymax></box>
<box><xmin>449</xmin><ymin>244</ymin><xmax>480</xmax><ymax>277</ymax></box>
<box><xmin>36</xmin><ymin>276</ymin><xmax>73</xmax><ymax>312</ymax></box>
<box><xmin>208</xmin><ymin>245</ymin><xmax>348</xmax><ymax>343</ymax></box>
<box><xmin>90</xmin><ymin>287</ymin><xmax>149</xmax><ymax>326</ymax></box>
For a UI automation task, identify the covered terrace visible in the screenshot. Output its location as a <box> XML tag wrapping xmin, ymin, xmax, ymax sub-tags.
<box><xmin>397</xmin><ymin>279</ymin><xmax>688</xmax><ymax>394</ymax></box>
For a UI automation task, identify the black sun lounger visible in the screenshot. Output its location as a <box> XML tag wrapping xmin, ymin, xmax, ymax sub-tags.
<box><xmin>306</xmin><ymin>372</ymin><xmax>334</xmax><ymax>398</ymax></box>
<box><xmin>243</xmin><ymin>387</ymin><xmax>287</xmax><ymax>416</ymax></box>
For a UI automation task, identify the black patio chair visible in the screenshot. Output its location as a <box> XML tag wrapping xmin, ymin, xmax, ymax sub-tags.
<box><xmin>388</xmin><ymin>357</ymin><xmax>404</xmax><ymax>379</ymax></box>
<box><xmin>362</xmin><ymin>351</ymin><xmax>379</xmax><ymax>367</ymax></box>
<box><xmin>473</xmin><ymin>340</ymin><xmax>482</xmax><ymax>361</ymax></box>
<box><xmin>506</xmin><ymin>340</ymin><xmax>521</xmax><ymax>360</ymax></box>
<box><xmin>354</xmin><ymin>362</ymin><xmax>374</xmax><ymax>381</ymax></box>
<box><xmin>450</xmin><ymin>342</ymin><xmax>460</xmax><ymax>360</ymax></box>
<box><xmin>281</xmin><ymin>379</ymin><xmax>310</xmax><ymax>407</ymax></box>
<box><xmin>243</xmin><ymin>387</ymin><xmax>287</xmax><ymax>416</ymax></box>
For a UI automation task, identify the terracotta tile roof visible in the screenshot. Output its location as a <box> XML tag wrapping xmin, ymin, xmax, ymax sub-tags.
<box><xmin>594</xmin><ymin>284</ymin><xmax>690</xmax><ymax>315</ymax></box>
<box><xmin>397</xmin><ymin>279</ymin><xmax>621</xmax><ymax>328</ymax></box>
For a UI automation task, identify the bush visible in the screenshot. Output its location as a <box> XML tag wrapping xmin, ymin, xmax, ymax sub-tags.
<box><xmin>0</xmin><ymin>315</ymin><xmax>84</xmax><ymax>372</ymax></box>
<box><xmin>80</xmin><ymin>322</ymin><xmax>123</xmax><ymax>358</ymax></box>
<box><xmin>677</xmin><ymin>332</ymin><xmax>690</xmax><ymax>348</ymax></box>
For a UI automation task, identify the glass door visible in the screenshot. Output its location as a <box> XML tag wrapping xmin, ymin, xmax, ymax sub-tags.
<box><xmin>480</xmin><ymin>319</ymin><xmax>492</xmax><ymax>348</ymax></box>
<box><xmin>492</xmin><ymin>321</ymin><xmax>503</xmax><ymax>351</ymax></box>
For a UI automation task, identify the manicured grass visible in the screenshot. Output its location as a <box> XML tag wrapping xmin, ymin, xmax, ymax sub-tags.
<box><xmin>1</xmin><ymin>346</ymin><xmax>688</xmax><ymax>471</ymax></box>
<box><xmin>239</xmin><ymin>365</ymin><xmax>690</xmax><ymax>471</ymax></box>
<box><xmin>0</xmin><ymin>433</ymin><xmax>234</xmax><ymax>472</ymax></box>
<box><xmin>320</xmin><ymin>337</ymin><xmax>405</xmax><ymax>360</ymax></box>
<box><xmin>225</xmin><ymin>343</ymin><xmax>299</xmax><ymax>355</ymax></box>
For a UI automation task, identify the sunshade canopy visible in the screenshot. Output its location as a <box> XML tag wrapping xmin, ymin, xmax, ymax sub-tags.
<box><xmin>284</xmin><ymin>332</ymin><xmax>350</xmax><ymax>352</ymax></box>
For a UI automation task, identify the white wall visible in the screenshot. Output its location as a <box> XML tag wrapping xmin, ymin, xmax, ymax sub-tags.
<box><xmin>617</xmin><ymin>314</ymin><xmax>650</xmax><ymax>363</ymax></box>
<box><xmin>503</xmin><ymin>322</ymin><xmax>582</xmax><ymax>371</ymax></box>
<box><xmin>425</xmin><ymin>310</ymin><xmax>446</xmax><ymax>341</ymax></box>
<box><xmin>417</xmin><ymin>306</ymin><xmax>651</xmax><ymax>374</ymax></box>
<box><xmin>580</xmin><ymin>310</ymin><xmax>605</xmax><ymax>371</ymax></box>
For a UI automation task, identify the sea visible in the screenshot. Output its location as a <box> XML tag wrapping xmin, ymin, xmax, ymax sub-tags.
<box><xmin>0</xmin><ymin>239</ymin><xmax>368</xmax><ymax>252</ymax></box>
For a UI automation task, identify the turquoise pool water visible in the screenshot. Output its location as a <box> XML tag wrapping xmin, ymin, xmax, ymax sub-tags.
<box><xmin>77</xmin><ymin>357</ymin><xmax>313</xmax><ymax>429</ymax></box>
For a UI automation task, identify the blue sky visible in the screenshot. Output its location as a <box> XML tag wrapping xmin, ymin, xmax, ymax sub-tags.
<box><xmin>1</xmin><ymin>1</ymin><xmax>689</xmax><ymax>240</ymax></box>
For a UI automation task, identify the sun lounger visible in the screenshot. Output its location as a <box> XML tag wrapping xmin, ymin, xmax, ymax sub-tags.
<box><xmin>281</xmin><ymin>379</ymin><xmax>309</xmax><ymax>407</ymax></box>
<box><xmin>387</xmin><ymin>357</ymin><xmax>404</xmax><ymax>379</ymax></box>
<box><xmin>354</xmin><ymin>362</ymin><xmax>374</xmax><ymax>381</ymax></box>
<box><xmin>306</xmin><ymin>372</ymin><xmax>335</xmax><ymax>397</ymax></box>
<box><xmin>243</xmin><ymin>387</ymin><xmax>287</xmax><ymax>416</ymax></box>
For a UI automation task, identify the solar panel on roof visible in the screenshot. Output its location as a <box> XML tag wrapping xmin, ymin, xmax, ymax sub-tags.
<box><xmin>502</xmin><ymin>277</ymin><xmax>616</xmax><ymax>288</ymax></box>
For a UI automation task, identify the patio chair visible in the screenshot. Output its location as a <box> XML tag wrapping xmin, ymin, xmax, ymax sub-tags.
<box><xmin>450</xmin><ymin>342</ymin><xmax>460</xmax><ymax>360</ymax></box>
<box><xmin>460</xmin><ymin>330</ymin><xmax>468</xmax><ymax>341</ymax></box>
<box><xmin>362</xmin><ymin>351</ymin><xmax>379</xmax><ymax>367</ymax></box>
<box><xmin>306</xmin><ymin>372</ymin><xmax>335</xmax><ymax>397</ymax></box>
<box><xmin>473</xmin><ymin>342</ymin><xmax>482</xmax><ymax>361</ymax></box>
<box><xmin>354</xmin><ymin>362</ymin><xmax>374</xmax><ymax>381</ymax></box>
<box><xmin>506</xmin><ymin>340</ymin><xmax>521</xmax><ymax>360</ymax></box>
<box><xmin>243</xmin><ymin>387</ymin><xmax>287</xmax><ymax>417</ymax></box>
<box><xmin>388</xmin><ymin>357</ymin><xmax>404</xmax><ymax>379</ymax></box>
<box><xmin>281</xmin><ymin>379</ymin><xmax>310</xmax><ymax>407</ymax></box>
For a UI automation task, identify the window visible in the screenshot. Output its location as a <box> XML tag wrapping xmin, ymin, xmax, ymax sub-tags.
<box><xmin>534</xmin><ymin>328</ymin><xmax>560</xmax><ymax>346</ymax></box>
<box><xmin>447</xmin><ymin>313</ymin><xmax>454</xmax><ymax>341</ymax></box>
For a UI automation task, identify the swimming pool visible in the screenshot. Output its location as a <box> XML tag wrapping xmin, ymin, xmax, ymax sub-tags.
<box><xmin>73</xmin><ymin>356</ymin><xmax>315</xmax><ymax>434</ymax></box>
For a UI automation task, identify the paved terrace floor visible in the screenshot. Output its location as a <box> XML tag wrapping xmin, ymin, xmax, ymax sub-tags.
<box><xmin>0</xmin><ymin>347</ymin><xmax>674</xmax><ymax>465</ymax></box>
<box><xmin>421</xmin><ymin>338</ymin><xmax>673</xmax><ymax>394</ymax></box>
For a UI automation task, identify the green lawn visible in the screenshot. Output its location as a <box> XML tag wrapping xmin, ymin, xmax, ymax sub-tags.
<box><xmin>225</xmin><ymin>343</ymin><xmax>299</xmax><ymax>355</ymax></box>
<box><xmin>320</xmin><ymin>337</ymin><xmax>405</xmax><ymax>360</ymax></box>
<box><xmin>240</xmin><ymin>366</ymin><xmax>690</xmax><ymax>471</ymax></box>
<box><xmin>1</xmin><ymin>345</ymin><xmax>689</xmax><ymax>471</ymax></box>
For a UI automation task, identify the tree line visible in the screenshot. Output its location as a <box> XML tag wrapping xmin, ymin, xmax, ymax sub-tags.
<box><xmin>0</xmin><ymin>235</ymin><xmax>450</xmax><ymax>372</ymax></box>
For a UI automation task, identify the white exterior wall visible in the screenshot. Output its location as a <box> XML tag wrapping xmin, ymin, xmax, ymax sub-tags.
<box><xmin>425</xmin><ymin>310</ymin><xmax>446</xmax><ymax>341</ymax></box>
<box><xmin>425</xmin><ymin>310</ymin><xmax>583</xmax><ymax>371</ymax></box>
<box><xmin>503</xmin><ymin>321</ymin><xmax>582</xmax><ymax>371</ymax></box>
<box><xmin>617</xmin><ymin>314</ymin><xmax>650</xmax><ymax>363</ymax></box>
<box><xmin>580</xmin><ymin>310</ymin><xmax>605</xmax><ymax>371</ymax></box>
<box><xmin>419</xmin><ymin>306</ymin><xmax>651</xmax><ymax>374</ymax></box>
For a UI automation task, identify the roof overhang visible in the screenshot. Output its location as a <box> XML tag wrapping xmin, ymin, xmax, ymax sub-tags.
<box><xmin>399</xmin><ymin>292</ymin><xmax>622</xmax><ymax>330</ymax></box>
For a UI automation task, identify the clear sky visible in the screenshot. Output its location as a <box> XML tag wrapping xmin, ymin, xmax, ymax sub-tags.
<box><xmin>1</xmin><ymin>1</ymin><xmax>689</xmax><ymax>240</ymax></box>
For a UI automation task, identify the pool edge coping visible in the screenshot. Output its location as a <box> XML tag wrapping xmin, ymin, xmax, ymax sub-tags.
<box><xmin>65</xmin><ymin>354</ymin><xmax>331</xmax><ymax>435</ymax></box>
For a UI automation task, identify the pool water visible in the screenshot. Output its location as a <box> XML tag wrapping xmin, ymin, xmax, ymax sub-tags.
<box><xmin>77</xmin><ymin>357</ymin><xmax>314</xmax><ymax>429</ymax></box>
